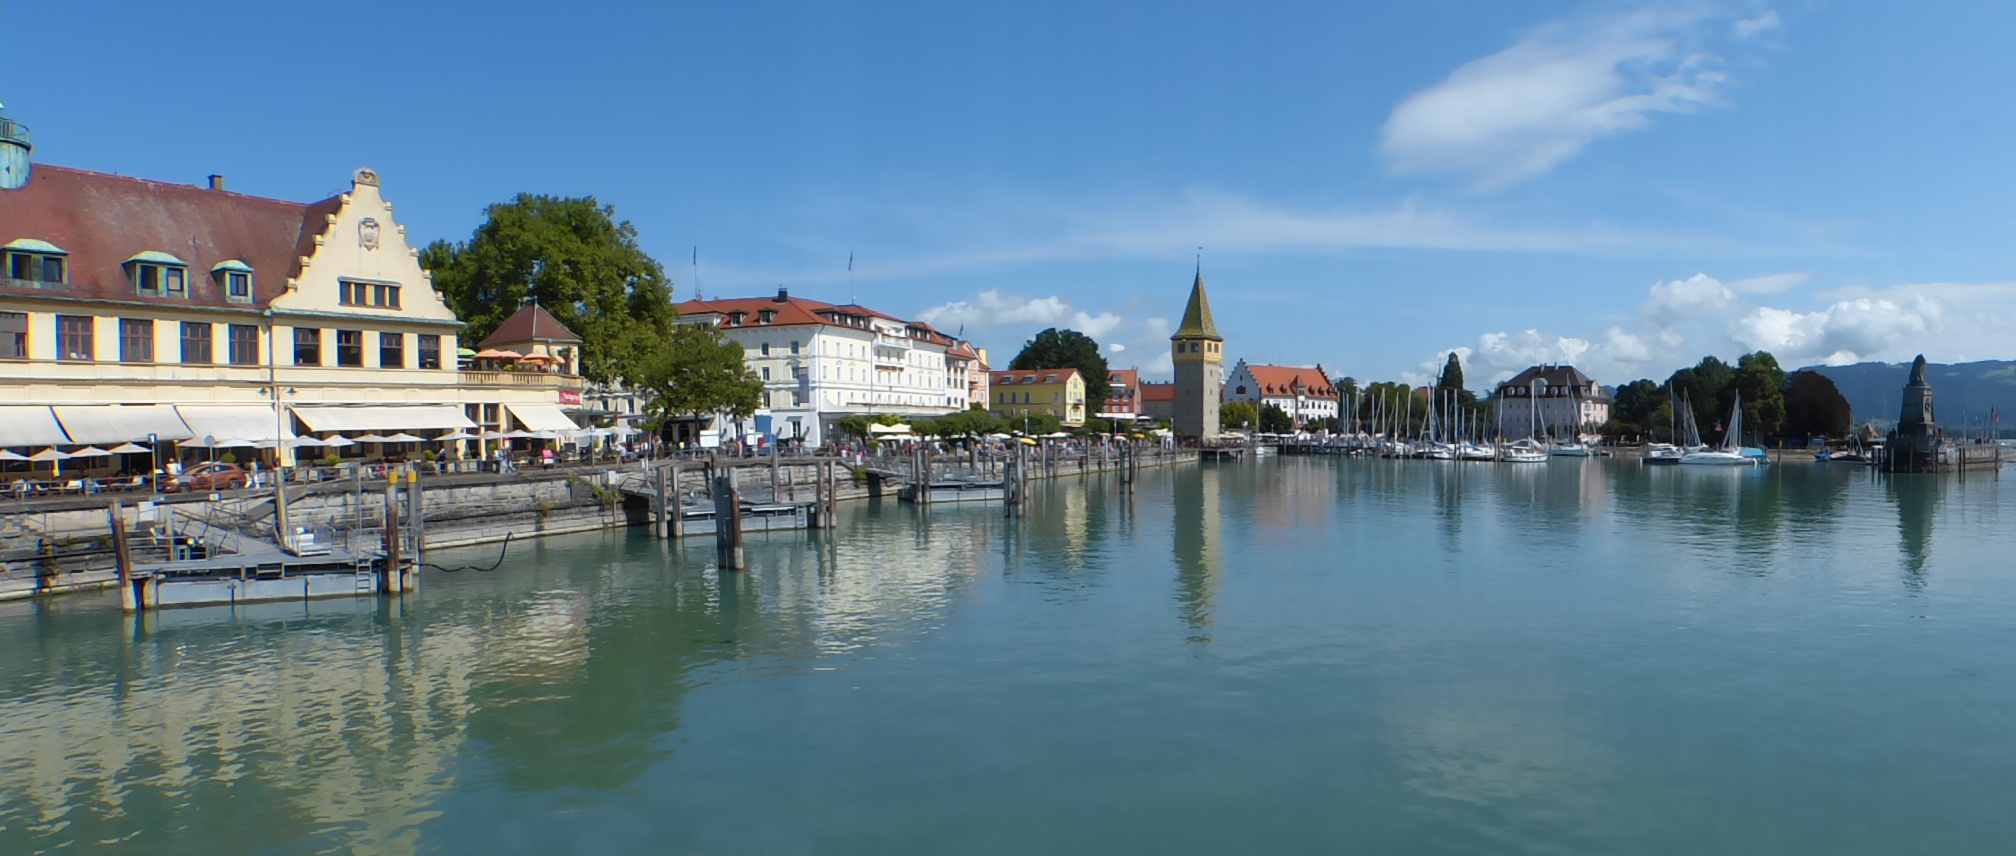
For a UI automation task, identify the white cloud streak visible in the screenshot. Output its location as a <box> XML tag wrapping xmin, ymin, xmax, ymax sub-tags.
<box><xmin>1381</xmin><ymin>5</ymin><xmax>1760</xmax><ymax>189</ymax></box>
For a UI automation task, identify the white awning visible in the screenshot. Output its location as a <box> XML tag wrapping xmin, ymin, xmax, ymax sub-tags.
<box><xmin>0</xmin><ymin>407</ymin><xmax>71</xmax><ymax>447</ymax></box>
<box><xmin>176</xmin><ymin>405</ymin><xmax>297</xmax><ymax>444</ymax></box>
<box><xmin>505</xmin><ymin>403</ymin><xmax>580</xmax><ymax>433</ymax></box>
<box><xmin>52</xmin><ymin>405</ymin><xmax>194</xmax><ymax>445</ymax></box>
<box><xmin>292</xmin><ymin>405</ymin><xmax>476</xmax><ymax>433</ymax></box>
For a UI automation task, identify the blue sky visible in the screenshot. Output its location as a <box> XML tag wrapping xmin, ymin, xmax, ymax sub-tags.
<box><xmin>7</xmin><ymin>1</ymin><xmax>2016</xmax><ymax>389</ymax></box>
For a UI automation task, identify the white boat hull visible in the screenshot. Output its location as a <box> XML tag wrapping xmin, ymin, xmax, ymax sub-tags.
<box><xmin>1678</xmin><ymin>451</ymin><xmax>1751</xmax><ymax>466</ymax></box>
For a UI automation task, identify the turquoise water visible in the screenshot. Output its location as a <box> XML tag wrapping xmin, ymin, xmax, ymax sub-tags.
<box><xmin>4</xmin><ymin>459</ymin><xmax>2016</xmax><ymax>854</ymax></box>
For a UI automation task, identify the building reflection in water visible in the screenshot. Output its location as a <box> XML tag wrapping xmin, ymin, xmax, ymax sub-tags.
<box><xmin>1886</xmin><ymin>475</ymin><xmax>1944</xmax><ymax>584</ymax></box>
<box><xmin>1172</xmin><ymin>465</ymin><xmax>1223</xmax><ymax>645</ymax></box>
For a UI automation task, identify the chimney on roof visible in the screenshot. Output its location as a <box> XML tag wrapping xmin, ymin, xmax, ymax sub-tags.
<box><xmin>207</xmin><ymin>174</ymin><xmax>225</xmax><ymax>191</ymax></box>
<box><xmin>775</xmin><ymin>287</ymin><xmax>790</xmax><ymax>303</ymax></box>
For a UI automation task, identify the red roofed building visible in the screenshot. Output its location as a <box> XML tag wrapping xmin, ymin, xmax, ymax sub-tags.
<box><xmin>1138</xmin><ymin>381</ymin><xmax>1177</xmax><ymax>423</ymax></box>
<box><xmin>0</xmin><ymin>125</ymin><xmax>582</xmax><ymax>470</ymax></box>
<box><xmin>675</xmin><ymin>288</ymin><xmax>982</xmax><ymax>445</ymax></box>
<box><xmin>1101</xmin><ymin>369</ymin><xmax>1141</xmax><ymax>420</ymax></box>
<box><xmin>1223</xmin><ymin>360</ymin><xmax>1340</xmax><ymax>428</ymax></box>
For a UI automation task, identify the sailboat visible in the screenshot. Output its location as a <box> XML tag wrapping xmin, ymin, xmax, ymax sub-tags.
<box><xmin>1501</xmin><ymin>385</ymin><xmax>1546</xmax><ymax>462</ymax></box>
<box><xmin>1645</xmin><ymin>391</ymin><xmax>1696</xmax><ymax>465</ymax></box>
<box><xmin>1547</xmin><ymin>384</ymin><xmax>1594</xmax><ymax>456</ymax></box>
<box><xmin>1679</xmin><ymin>392</ymin><xmax>1754</xmax><ymax>466</ymax></box>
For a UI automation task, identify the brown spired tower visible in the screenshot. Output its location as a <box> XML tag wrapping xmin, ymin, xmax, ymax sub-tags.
<box><xmin>1171</xmin><ymin>265</ymin><xmax>1224</xmax><ymax>440</ymax></box>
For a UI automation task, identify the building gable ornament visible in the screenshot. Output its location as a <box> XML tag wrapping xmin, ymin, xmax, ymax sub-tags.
<box><xmin>353</xmin><ymin>167</ymin><xmax>380</xmax><ymax>187</ymax></box>
<box><xmin>359</xmin><ymin>218</ymin><xmax>381</xmax><ymax>251</ymax></box>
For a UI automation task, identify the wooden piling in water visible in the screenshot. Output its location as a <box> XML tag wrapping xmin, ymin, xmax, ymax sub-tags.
<box><xmin>654</xmin><ymin>464</ymin><xmax>669</xmax><ymax>539</ymax></box>
<box><xmin>407</xmin><ymin>467</ymin><xmax>424</xmax><ymax>578</ymax></box>
<box><xmin>714</xmin><ymin>468</ymin><xmax>744</xmax><ymax>570</ymax></box>
<box><xmin>109</xmin><ymin>503</ymin><xmax>137</xmax><ymax>613</ymax></box>
<box><xmin>383</xmin><ymin>482</ymin><xmax>403</xmax><ymax>594</ymax></box>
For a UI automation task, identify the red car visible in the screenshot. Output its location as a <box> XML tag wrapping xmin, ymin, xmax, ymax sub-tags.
<box><xmin>170</xmin><ymin>462</ymin><xmax>249</xmax><ymax>492</ymax></box>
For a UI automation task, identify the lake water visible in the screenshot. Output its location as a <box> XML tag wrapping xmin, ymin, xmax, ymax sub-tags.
<box><xmin>5</xmin><ymin>458</ymin><xmax>2016</xmax><ymax>854</ymax></box>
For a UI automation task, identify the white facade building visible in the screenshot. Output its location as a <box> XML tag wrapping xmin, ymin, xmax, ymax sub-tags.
<box><xmin>1492</xmin><ymin>364</ymin><xmax>1612</xmax><ymax>440</ymax></box>
<box><xmin>1222</xmin><ymin>361</ymin><xmax>1340</xmax><ymax>428</ymax></box>
<box><xmin>675</xmin><ymin>289</ymin><xmax>980</xmax><ymax>446</ymax></box>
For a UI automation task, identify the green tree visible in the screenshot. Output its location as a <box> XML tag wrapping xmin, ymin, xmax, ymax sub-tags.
<box><xmin>838</xmin><ymin>415</ymin><xmax>873</xmax><ymax>440</ymax></box>
<box><xmin>422</xmin><ymin>194</ymin><xmax>676</xmax><ymax>385</ymax></box>
<box><xmin>1609</xmin><ymin>379</ymin><xmax>1664</xmax><ymax>438</ymax></box>
<box><xmin>1668</xmin><ymin>356</ymin><xmax>1736</xmax><ymax>442</ymax></box>
<box><xmin>1258</xmin><ymin>403</ymin><xmax>1294</xmax><ymax>433</ymax></box>
<box><xmin>1010</xmin><ymin>411</ymin><xmax>1064</xmax><ymax>436</ymax></box>
<box><xmin>1785</xmin><ymin>370</ymin><xmax>1852</xmax><ymax>440</ymax></box>
<box><xmin>1734</xmin><ymin>351</ymin><xmax>1789</xmax><ymax>442</ymax></box>
<box><xmin>1221</xmin><ymin>400</ymin><xmax>1258</xmax><ymax>430</ymax></box>
<box><xmin>933</xmin><ymin>406</ymin><xmax>1002</xmax><ymax>439</ymax></box>
<box><xmin>1009</xmin><ymin>329</ymin><xmax>1112</xmax><ymax>417</ymax></box>
<box><xmin>633</xmin><ymin>323</ymin><xmax>762</xmax><ymax>423</ymax></box>
<box><xmin>1437</xmin><ymin>352</ymin><xmax>1466</xmax><ymax>397</ymax></box>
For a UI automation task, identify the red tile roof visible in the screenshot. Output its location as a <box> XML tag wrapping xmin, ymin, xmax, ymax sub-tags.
<box><xmin>676</xmin><ymin>291</ymin><xmax>956</xmax><ymax>346</ymax></box>
<box><xmin>1138</xmin><ymin>381</ymin><xmax>1176</xmax><ymax>402</ymax></box>
<box><xmin>1239</xmin><ymin>364</ymin><xmax>1338</xmax><ymax>399</ymax></box>
<box><xmin>481</xmin><ymin>302</ymin><xmax>582</xmax><ymax>347</ymax></box>
<box><xmin>0</xmin><ymin>165</ymin><xmax>340</xmax><ymax>311</ymax></box>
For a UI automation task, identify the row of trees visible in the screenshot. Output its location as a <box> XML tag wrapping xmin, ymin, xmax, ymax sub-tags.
<box><xmin>421</xmin><ymin>195</ymin><xmax>763</xmax><ymax>429</ymax></box>
<box><xmin>1606</xmin><ymin>352</ymin><xmax>1853</xmax><ymax>444</ymax></box>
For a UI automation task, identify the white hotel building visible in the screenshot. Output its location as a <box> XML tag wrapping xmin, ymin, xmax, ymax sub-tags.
<box><xmin>674</xmin><ymin>290</ymin><xmax>983</xmax><ymax>446</ymax></box>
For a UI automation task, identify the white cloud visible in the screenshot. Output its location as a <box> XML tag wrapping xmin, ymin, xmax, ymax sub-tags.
<box><xmin>1070</xmin><ymin>311</ymin><xmax>1125</xmax><ymax>340</ymax></box>
<box><xmin>1730</xmin><ymin>296</ymin><xmax>1940</xmax><ymax>365</ymax></box>
<box><xmin>1108</xmin><ymin>343</ymin><xmax>1127</xmax><ymax>353</ymax></box>
<box><xmin>1418</xmin><ymin>275</ymin><xmax>2016</xmax><ymax>389</ymax></box>
<box><xmin>1381</xmin><ymin>6</ymin><xmax>1758</xmax><ymax>188</ymax></box>
<box><xmin>1643</xmin><ymin>273</ymin><xmax>1737</xmax><ymax>327</ymax></box>
<box><xmin>1733</xmin><ymin>10</ymin><xmax>1780</xmax><ymax>39</ymax></box>
<box><xmin>916</xmin><ymin>289</ymin><xmax>1071</xmax><ymax>331</ymax></box>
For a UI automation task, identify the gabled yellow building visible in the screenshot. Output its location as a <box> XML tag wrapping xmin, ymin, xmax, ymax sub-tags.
<box><xmin>0</xmin><ymin>126</ymin><xmax>581</xmax><ymax>470</ymax></box>
<box><xmin>988</xmin><ymin>368</ymin><xmax>1086</xmax><ymax>427</ymax></box>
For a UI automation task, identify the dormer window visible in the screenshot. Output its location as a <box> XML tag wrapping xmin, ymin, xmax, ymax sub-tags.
<box><xmin>126</xmin><ymin>252</ymin><xmax>189</xmax><ymax>297</ymax></box>
<box><xmin>3</xmin><ymin>239</ymin><xmax>67</xmax><ymax>285</ymax></box>
<box><xmin>759</xmin><ymin>310</ymin><xmax>776</xmax><ymax>324</ymax></box>
<box><xmin>212</xmin><ymin>260</ymin><xmax>254</xmax><ymax>302</ymax></box>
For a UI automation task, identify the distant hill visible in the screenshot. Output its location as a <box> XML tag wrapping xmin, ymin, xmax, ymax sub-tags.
<box><xmin>1806</xmin><ymin>359</ymin><xmax>2016</xmax><ymax>428</ymax></box>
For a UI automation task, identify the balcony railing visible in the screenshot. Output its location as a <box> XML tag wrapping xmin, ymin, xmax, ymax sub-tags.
<box><xmin>459</xmin><ymin>370</ymin><xmax>581</xmax><ymax>388</ymax></box>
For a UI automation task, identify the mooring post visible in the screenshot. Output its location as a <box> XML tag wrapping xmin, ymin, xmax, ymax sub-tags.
<box><xmin>407</xmin><ymin>466</ymin><xmax>424</xmax><ymax>580</ymax></box>
<box><xmin>382</xmin><ymin>480</ymin><xmax>403</xmax><ymax>594</ymax></box>
<box><xmin>109</xmin><ymin>503</ymin><xmax>137</xmax><ymax>613</ymax></box>
<box><xmin>715</xmin><ymin>468</ymin><xmax>745</xmax><ymax>570</ymax></box>
<box><xmin>771</xmin><ymin>451</ymin><xmax>781</xmax><ymax>504</ymax></box>
<box><xmin>670</xmin><ymin>461</ymin><xmax>685</xmax><ymax>538</ymax></box>
<box><xmin>652</xmin><ymin>464</ymin><xmax>668</xmax><ymax>539</ymax></box>
<box><xmin>811</xmin><ymin>462</ymin><xmax>825</xmax><ymax>530</ymax></box>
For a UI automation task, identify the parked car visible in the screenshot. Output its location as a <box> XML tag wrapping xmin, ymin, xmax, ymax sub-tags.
<box><xmin>169</xmin><ymin>462</ymin><xmax>248</xmax><ymax>492</ymax></box>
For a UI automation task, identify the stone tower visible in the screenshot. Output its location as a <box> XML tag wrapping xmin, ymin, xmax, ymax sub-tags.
<box><xmin>1171</xmin><ymin>265</ymin><xmax>1224</xmax><ymax>440</ymax></box>
<box><xmin>1887</xmin><ymin>354</ymin><xmax>1940</xmax><ymax>470</ymax></box>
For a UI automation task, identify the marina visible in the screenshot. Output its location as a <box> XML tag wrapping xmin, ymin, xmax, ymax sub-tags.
<box><xmin>7</xmin><ymin>456</ymin><xmax>2016</xmax><ymax>854</ymax></box>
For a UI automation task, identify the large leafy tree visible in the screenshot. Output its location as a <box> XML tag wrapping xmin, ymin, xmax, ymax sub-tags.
<box><xmin>633</xmin><ymin>324</ymin><xmax>762</xmax><ymax>424</ymax></box>
<box><xmin>1258</xmin><ymin>403</ymin><xmax>1294</xmax><ymax>433</ymax></box>
<box><xmin>1733</xmin><ymin>351</ymin><xmax>1789</xmax><ymax>442</ymax></box>
<box><xmin>422</xmin><ymin>194</ymin><xmax>676</xmax><ymax>385</ymax></box>
<box><xmin>1220</xmin><ymin>400</ymin><xmax>1258</xmax><ymax>430</ymax></box>
<box><xmin>1609</xmin><ymin>379</ymin><xmax>1664</xmax><ymax>438</ymax></box>
<box><xmin>1009</xmin><ymin>328</ymin><xmax>1112</xmax><ymax>417</ymax></box>
<box><xmin>1785</xmin><ymin>370</ymin><xmax>1852</xmax><ymax>440</ymax></box>
<box><xmin>1667</xmin><ymin>356</ymin><xmax>1736</xmax><ymax>441</ymax></box>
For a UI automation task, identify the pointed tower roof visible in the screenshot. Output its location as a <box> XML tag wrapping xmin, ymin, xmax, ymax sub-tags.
<box><xmin>481</xmin><ymin>302</ymin><xmax>582</xmax><ymax>348</ymax></box>
<box><xmin>1173</xmin><ymin>267</ymin><xmax>1222</xmax><ymax>341</ymax></box>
